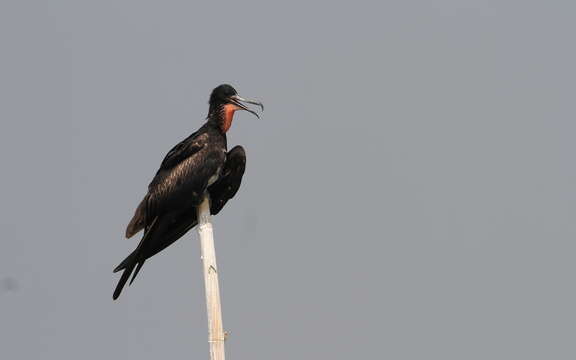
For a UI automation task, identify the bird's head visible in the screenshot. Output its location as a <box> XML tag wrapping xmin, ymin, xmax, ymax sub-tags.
<box><xmin>208</xmin><ymin>84</ymin><xmax>264</xmax><ymax>132</ymax></box>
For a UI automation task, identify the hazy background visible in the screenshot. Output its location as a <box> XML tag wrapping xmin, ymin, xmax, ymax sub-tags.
<box><xmin>1</xmin><ymin>1</ymin><xmax>574</xmax><ymax>359</ymax></box>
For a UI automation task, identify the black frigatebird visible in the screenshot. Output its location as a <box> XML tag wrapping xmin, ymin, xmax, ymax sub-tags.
<box><xmin>113</xmin><ymin>84</ymin><xmax>263</xmax><ymax>300</ymax></box>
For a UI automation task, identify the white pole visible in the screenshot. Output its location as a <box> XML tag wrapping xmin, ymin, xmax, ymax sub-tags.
<box><xmin>197</xmin><ymin>194</ymin><xmax>226</xmax><ymax>360</ymax></box>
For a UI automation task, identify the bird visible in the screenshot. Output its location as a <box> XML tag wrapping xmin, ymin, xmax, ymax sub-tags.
<box><xmin>113</xmin><ymin>84</ymin><xmax>263</xmax><ymax>300</ymax></box>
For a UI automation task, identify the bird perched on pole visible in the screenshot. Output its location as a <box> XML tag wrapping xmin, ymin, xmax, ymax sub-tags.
<box><xmin>113</xmin><ymin>84</ymin><xmax>263</xmax><ymax>300</ymax></box>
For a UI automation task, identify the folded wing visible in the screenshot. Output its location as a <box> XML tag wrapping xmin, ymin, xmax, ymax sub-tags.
<box><xmin>113</xmin><ymin>146</ymin><xmax>246</xmax><ymax>299</ymax></box>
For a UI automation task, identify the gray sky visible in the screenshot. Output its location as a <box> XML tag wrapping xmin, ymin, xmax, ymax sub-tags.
<box><xmin>1</xmin><ymin>1</ymin><xmax>575</xmax><ymax>359</ymax></box>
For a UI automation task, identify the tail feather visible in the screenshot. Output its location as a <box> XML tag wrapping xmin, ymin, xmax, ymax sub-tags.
<box><xmin>113</xmin><ymin>261</ymin><xmax>136</xmax><ymax>300</ymax></box>
<box><xmin>113</xmin><ymin>254</ymin><xmax>144</xmax><ymax>299</ymax></box>
<box><xmin>129</xmin><ymin>260</ymin><xmax>145</xmax><ymax>285</ymax></box>
<box><xmin>113</xmin><ymin>217</ymin><xmax>158</xmax><ymax>300</ymax></box>
<box><xmin>113</xmin><ymin>251</ymin><xmax>135</xmax><ymax>273</ymax></box>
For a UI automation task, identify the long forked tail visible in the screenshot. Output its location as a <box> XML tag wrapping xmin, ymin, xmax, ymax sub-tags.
<box><xmin>113</xmin><ymin>258</ymin><xmax>136</xmax><ymax>300</ymax></box>
<box><xmin>113</xmin><ymin>218</ymin><xmax>158</xmax><ymax>300</ymax></box>
<box><xmin>113</xmin><ymin>252</ymin><xmax>147</xmax><ymax>300</ymax></box>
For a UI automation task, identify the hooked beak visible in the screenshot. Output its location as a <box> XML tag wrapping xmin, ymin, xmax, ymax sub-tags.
<box><xmin>229</xmin><ymin>95</ymin><xmax>264</xmax><ymax>119</ymax></box>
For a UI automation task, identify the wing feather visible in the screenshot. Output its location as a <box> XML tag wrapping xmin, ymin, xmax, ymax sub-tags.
<box><xmin>125</xmin><ymin>131</ymin><xmax>209</xmax><ymax>238</ymax></box>
<box><xmin>116</xmin><ymin>146</ymin><xmax>246</xmax><ymax>269</ymax></box>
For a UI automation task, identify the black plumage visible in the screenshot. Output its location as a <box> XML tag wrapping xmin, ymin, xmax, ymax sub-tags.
<box><xmin>113</xmin><ymin>84</ymin><xmax>262</xmax><ymax>300</ymax></box>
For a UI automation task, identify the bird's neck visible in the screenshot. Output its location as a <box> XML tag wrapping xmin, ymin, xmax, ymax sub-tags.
<box><xmin>207</xmin><ymin>104</ymin><xmax>237</xmax><ymax>133</ymax></box>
